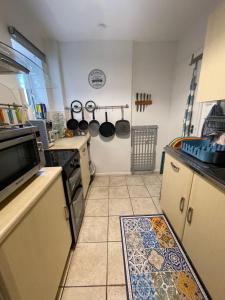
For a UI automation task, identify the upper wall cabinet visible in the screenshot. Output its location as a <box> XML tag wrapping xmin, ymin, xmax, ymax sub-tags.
<box><xmin>197</xmin><ymin>0</ymin><xmax>225</xmax><ymax>102</ymax></box>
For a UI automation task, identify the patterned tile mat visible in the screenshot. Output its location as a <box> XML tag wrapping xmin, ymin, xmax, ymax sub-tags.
<box><xmin>120</xmin><ymin>214</ymin><xmax>209</xmax><ymax>300</ymax></box>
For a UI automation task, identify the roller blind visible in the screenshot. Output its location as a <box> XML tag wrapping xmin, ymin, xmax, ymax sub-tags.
<box><xmin>8</xmin><ymin>26</ymin><xmax>46</xmax><ymax>63</ymax></box>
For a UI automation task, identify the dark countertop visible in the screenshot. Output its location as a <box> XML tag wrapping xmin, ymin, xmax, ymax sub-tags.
<box><xmin>165</xmin><ymin>145</ymin><xmax>225</xmax><ymax>193</ymax></box>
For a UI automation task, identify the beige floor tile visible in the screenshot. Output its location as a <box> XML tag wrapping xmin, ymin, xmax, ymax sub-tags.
<box><xmin>62</xmin><ymin>287</ymin><xmax>106</xmax><ymax>300</ymax></box>
<box><xmin>131</xmin><ymin>197</ymin><xmax>158</xmax><ymax>215</ymax></box>
<box><xmin>126</xmin><ymin>175</ymin><xmax>144</xmax><ymax>186</ymax></box>
<box><xmin>152</xmin><ymin>196</ymin><xmax>162</xmax><ymax>213</ymax></box>
<box><xmin>85</xmin><ymin>199</ymin><xmax>108</xmax><ymax>216</ymax></box>
<box><xmin>65</xmin><ymin>243</ymin><xmax>107</xmax><ymax>286</ymax></box>
<box><xmin>108</xmin><ymin>242</ymin><xmax>125</xmax><ymax>285</ymax></box>
<box><xmin>109</xmin><ymin>198</ymin><xmax>133</xmax><ymax>216</ymax></box>
<box><xmin>110</xmin><ymin>176</ymin><xmax>126</xmax><ymax>186</ymax></box>
<box><xmin>88</xmin><ymin>187</ymin><xmax>109</xmax><ymax>199</ymax></box>
<box><xmin>78</xmin><ymin>217</ymin><xmax>108</xmax><ymax>242</ymax></box>
<box><xmin>107</xmin><ymin>286</ymin><xmax>127</xmax><ymax>300</ymax></box>
<box><xmin>108</xmin><ymin>216</ymin><xmax>122</xmax><ymax>241</ymax></box>
<box><xmin>142</xmin><ymin>173</ymin><xmax>161</xmax><ymax>185</ymax></box>
<box><xmin>109</xmin><ymin>186</ymin><xmax>129</xmax><ymax>198</ymax></box>
<box><xmin>92</xmin><ymin>176</ymin><xmax>109</xmax><ymax>187</ymax></box>
<box><xmin>128</xmin><ymin>185</ymin><xmax>150</xmax><ymax>198</ymax></box>
<box><xmin>146</xmin><ymin>184</ymin><xmax>161</xmax><ymax>197</ymax></box>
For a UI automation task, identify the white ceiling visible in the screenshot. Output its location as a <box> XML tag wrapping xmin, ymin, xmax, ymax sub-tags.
<box><xmin>24</xmin><ymin>0</ymin><xmax>220</xmax><ymax>42</ymax></box>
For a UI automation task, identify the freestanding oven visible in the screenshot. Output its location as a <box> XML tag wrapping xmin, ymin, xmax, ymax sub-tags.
<box><xmin>44</xmin><ymin>149</ymin><xmax>84</xmax><ymax>246</ymax></box>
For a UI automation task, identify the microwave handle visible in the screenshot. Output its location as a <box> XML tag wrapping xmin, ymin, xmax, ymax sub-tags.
<box><xmin>0</xmin><ymin>134</ymin><xmax>36</xmax><ymax>150</ymax></box>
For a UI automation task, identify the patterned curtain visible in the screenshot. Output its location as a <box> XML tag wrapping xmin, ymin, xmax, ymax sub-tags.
<box><xmin>182</xmin><ymin>62</ymin><xmax>198</xmax><ymax>137</ymax></box>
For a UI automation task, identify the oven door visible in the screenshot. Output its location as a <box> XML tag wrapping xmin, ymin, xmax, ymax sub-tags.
<box><xmin>68</xmin><ymin>167</ymin><xmax>81</xmax><ymax>196</ymax></box>
<box><xmin>0</xmin><ymin>134</ymin><xmax>40</xmax><ymax>202</ymax></box>
<box><xmin>69</xmin><ymin>185</ymin><xmax>84</xmax><ymax>243</ymax></box>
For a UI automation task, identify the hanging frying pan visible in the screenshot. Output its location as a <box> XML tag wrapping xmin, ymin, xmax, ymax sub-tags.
<box><xmin>89</xmin><ymin>110</ymin><xmax>100</xmax><ymax>137</ymax></box>
<box><xmin>66</xmin><ymin>100</ymin><xmax>81</xmax><ymax>130</ymax></box>
<box><xmin>115</xmin><ymin>107</ymin><xmax>130</xmax><ymax>137</ymax></box>
<box><xmin>99</xmin><ymin>112</ymin><xmax>115</xmax><ymax>137</ymax></box>
<box><xmin>79</xmin><ymin>107</ymin><xmax>89</xmax><ymax>131</ymax></box>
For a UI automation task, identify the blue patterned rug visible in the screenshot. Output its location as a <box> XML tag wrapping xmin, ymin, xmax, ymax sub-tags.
<box><xmin>120</xmin><ymin>214</ymin><xmax>209</xmax><ymax>300</ymax></box>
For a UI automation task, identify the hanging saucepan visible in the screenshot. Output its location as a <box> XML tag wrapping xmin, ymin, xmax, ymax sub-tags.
<box><xmin>79</xmin><ymin>106</ymin><xmax>89</xmax><ymax>131</ymax></box>
<box><xmin>66</xmin><ymin>100</ymin><xmax>81</xmax><ymax>130</ymax></box>
<box><xmin>89</xmin><ymin>110</ymin><xmax>100</xmax><ymax>137</ymax></box>
<box><xmin>85</xmin><ymin>100</ymin><xmax>96</xmax><ymax>113</ymax></box>
<box><xmin>115</xmin><ymin>107</ymin><xmax>130</xmax><ymax>137</ymax></box>
<box><xmin>99</xmin><ymin>112</ymin><xmax>115</xmax><ymax>138</ymax></box>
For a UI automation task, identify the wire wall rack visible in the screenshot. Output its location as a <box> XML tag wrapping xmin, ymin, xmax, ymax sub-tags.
<box><xmin>131</xmin><ymin>125</ymin><xmax>158</xmax><ymax>172</ymax></box>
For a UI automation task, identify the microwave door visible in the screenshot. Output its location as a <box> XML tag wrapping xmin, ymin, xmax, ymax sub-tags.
<box><xmin>0</xmin><ymin>133</ymin><xmax>40</xmax><ymax>202</ymax></box>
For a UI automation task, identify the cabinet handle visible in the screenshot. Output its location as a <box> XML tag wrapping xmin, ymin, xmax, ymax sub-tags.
<box><xmin>179</xmin><ymin>197</ymin><xmax>185</xmax><ymax>212</ymax></box>
<box><xmin>64</xmin><ymin>206</ymin><xmax>70</xmax><ymax>220</ymax></box>
<box><xmin>187</xmin><ymin>207</ymin><xmax>194</xmax><ymax>224</ymax></box>
<box><xmin>170</xmin><ymin>162</ymin><xmax>180</xmax><ymax>172</ymax></box>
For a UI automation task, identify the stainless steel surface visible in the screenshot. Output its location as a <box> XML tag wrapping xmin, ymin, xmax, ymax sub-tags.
<box><xmin>0</xmin><ymin>52</ymin><xmax>29</xmax><ymax>74</ymax></box>
<box><xmin>0</xmin><ymin>166</ymin><xmax>40</xmax><ymax>203</ymax></box>
<box><xmin>131</xmin><ymin>125</ymin><xmax>158</xmax><ymax>172</ymax></box>
<box><xmin>0</xmin><ymin>126</ymin><xmax>37</xmax><ymax>142</ymax></box>
<box><xmin>0</xmin><ymin>127</ymin><xmax>40</xmax><ymax>203</ymax></box>
<box><xmin>0</xmin><ymin>133</ymin><xmax>35</xmax><ymax>150</ymax></box>
<box><xmin>96</xmin><ymin>104</ymin><xmax>129</xmax><ymax>110</ymax></box>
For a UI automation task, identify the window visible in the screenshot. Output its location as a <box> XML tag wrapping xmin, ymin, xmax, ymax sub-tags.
<box><xmin>11</xmin><ymin>39</ymin><xmax>49</xmax><ymax>115</ymax></box>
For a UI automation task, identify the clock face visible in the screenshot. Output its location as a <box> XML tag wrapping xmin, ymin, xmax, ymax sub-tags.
<box><xmin>88</xmin><ymin>69</ymin><xmax>106</xmax><ymax>89</ymax></box>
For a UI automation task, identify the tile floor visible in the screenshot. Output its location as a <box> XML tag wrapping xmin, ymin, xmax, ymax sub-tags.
<box><xmin>60</xmin><ymin>173</ymin><xmax>162</xmax><ymax>300</ymax></box>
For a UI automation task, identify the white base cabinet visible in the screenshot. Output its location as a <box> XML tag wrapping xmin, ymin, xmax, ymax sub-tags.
<box><xmin>183</xmin><ymin>174</ymin><xmax>225</xmax><ymax>300</ymax></box>
<box><xmin>160</xmin><ymin>154</ymin><xmax>194</xmax><ymax>239</ymax></box>
<box><xmin>161</xmin><ymin>153</ymin><xmax>225</xmax><ymax>300</ymax></box>
<box><xmin>0</xmin><ymin>175</ymin><xmax>71</xmax><ymax>300</ymax></box>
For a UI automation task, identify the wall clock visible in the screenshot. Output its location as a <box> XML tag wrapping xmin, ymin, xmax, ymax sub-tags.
<box><xmin>88</xmin><ymin>69</ymin><xmax>106</xmax><ymax>89</ymax></box>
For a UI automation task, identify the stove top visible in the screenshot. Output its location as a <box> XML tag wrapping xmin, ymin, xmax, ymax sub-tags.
<box><xmin>45</xmin><ymin>149</ymin><xmax>78</xmax><ymax>167</ymax></box>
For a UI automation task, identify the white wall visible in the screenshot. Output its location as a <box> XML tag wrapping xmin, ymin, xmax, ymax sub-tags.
<box><xmin>132</xmin><ymin>42</ymin><xmax>177</xmax><ymax>170</ymax></box>
<box><xmin>168</xmin><ymin>17</ymin><xmax>212</xmax><ymax>140</ymax></box>
<box><xmin>0</xmin><ymin>0</ymin><xmax>47</xmax><ymax>105</ymax></box>
<box><xmin>44</xmin><ymin>40</ymin><xmax>65</xmax><ymax>113</ymax></box>
<box><xmin>60</xmin><ymin>41</ymin><xmax>133</xmax><ymax>174</ymax></box>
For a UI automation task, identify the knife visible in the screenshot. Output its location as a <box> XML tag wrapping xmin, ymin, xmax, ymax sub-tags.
<box><xmin>143</xmin><ymin>93</ymin><xmax>146</xmax><ymax>111</ymax></box>
<box><xmin>140</xmin><ymin>93</ymin><xmax>142</xmax><ymax>112</ymax></box>
<box><xmin>136</xmin><ymin>93</ymin><xmax>139</xmax><ymax>112</ymax></box>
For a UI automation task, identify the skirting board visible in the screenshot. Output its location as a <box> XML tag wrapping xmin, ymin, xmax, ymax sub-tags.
<box><xmin>95</xmin><ymin>169</ymin><xmax>160</xmax><ymax>176</ymax></box>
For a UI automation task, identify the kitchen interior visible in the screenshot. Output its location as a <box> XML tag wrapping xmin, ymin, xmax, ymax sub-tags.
<box><xmin>0</xmin><ymin>0</ymin><xmax>225</xmax><ymax>299</ymax></box>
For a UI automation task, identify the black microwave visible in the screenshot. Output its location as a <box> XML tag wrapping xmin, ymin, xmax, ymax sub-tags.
<box><xmin>0</xmin><ymin>126</ymin><xmax>41</xmax><ymax>203</ymax></box>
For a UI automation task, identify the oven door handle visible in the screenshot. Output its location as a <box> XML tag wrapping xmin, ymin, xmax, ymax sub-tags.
<box><xmin>0</xmin><ymin>134</ymin><xmax>36</xmax><ymax>150</ymax></box>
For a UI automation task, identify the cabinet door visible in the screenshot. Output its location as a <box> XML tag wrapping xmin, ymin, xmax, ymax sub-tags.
<box><xmin>80</xmin><ymin>144</ymin><xmax>90</xmax><ymax>198</ymax></box>
<box><xmin>0</xmin><ymin>176</ymin><xmax>71</xmax><ymax>300</ymax></box>
<box><xmin>160</xmin><ymin>154</ymin><xmax>194</xmax><ymax>239</ymax></box>
<box><xmin>183</xmin><ymin>174</ymin><xmax>225</xmax><ymax>300</ymax></box>
<box><xmin>197</xmin><ymin>1</ymin><xmax>225</xmax><ymax>102</ymax></box>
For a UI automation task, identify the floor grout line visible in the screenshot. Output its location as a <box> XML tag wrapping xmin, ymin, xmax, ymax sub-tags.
<box><xmin>62</xmin><ymin>175</ymin><xmax>162</xmax><ymax>297</ymax></box>
<box><xmin>64</xmin><ymin>284</ymin><xmax>126</xmax><ymax>288</ymax></box>
<box><xmin>106</xmin><ymin>197</ymin><xmax>109</xmax><ymax>300</ymax></box>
